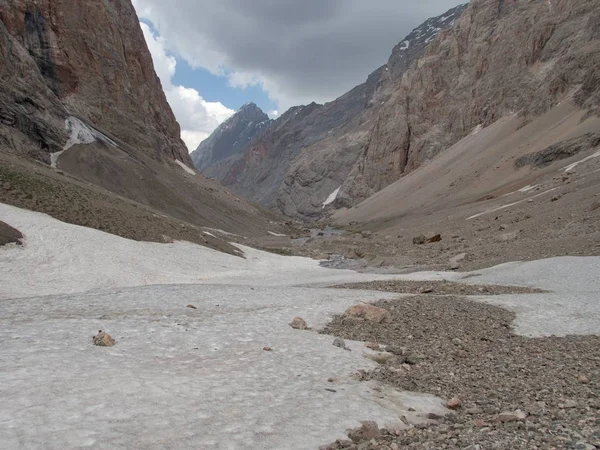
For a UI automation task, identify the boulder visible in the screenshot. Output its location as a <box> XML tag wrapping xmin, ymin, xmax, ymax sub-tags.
<box><xmin>92</xmin><ymin>330</ymin><xmax>116</xmax><ymax>347</ymax></box>
<box><xmin>342</xmin><ymin>304</ymin><xmax>391</xmax><ymax>324</ymax></box>
<box><xmin>289</xmin><ymin>317</ymin><xmax>308</xmax><ymax>330</ymax></box>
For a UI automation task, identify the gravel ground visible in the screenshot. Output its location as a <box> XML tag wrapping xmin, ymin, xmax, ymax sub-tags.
<box><xmin>320</xmin><ymin>295</ymin><xmax>600</xmax><ymax>449</ymax></box>
<box><xmin>331</xmin><ymin>280</ymin><xmax>545</xmax><ymax>296</ymax></box>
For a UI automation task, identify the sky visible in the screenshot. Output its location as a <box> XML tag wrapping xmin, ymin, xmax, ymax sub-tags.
<box><xmin>132</xmin><ymin>0</ymin><xmax>465</xmax><ymax>151</ymax></box>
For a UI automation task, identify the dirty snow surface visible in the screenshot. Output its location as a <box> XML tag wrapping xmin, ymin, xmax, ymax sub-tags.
<box><xmin>0</xmin><ymin>203</ymin><xmax>446</xmax><ymax>450</ymax></box>
<box><xmin>386</xmin><ymin>258</ymin><xmax>600</xmax><ymax>338</ymax></box>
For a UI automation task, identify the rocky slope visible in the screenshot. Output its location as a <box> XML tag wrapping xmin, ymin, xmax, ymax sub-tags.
<box><xmin>0</xmin><ymin>0</ymin><xmax>289</xmax><ymax>247</ymax></box>
<box><xmin>191</xmin><ymin>102</ymin><xmax>270</xmax><ymax>172</ymax></box>
<box><xmin>345</xmin><ymin>0</ymin><xmax>600</xmax><ymax>202</ymax></box>
<box><xmin>196</xmin><ymin>4</ymin><xmax>467</xmax><ymax>218</ymax></box>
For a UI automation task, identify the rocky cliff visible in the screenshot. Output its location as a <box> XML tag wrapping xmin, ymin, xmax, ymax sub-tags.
<box><xmin>0</xmin><ymin>0</ymin><xmax>289</xmax><ymax>245</ymax></box>
<box><xmin>0</xmin><ymin>0</ymin><xmax>190</xmax><ymax>164</ymax></box>
<box><xmin>345</xmin><ymin>0</ymin><xmax>600</xmax><ymax>201</ymax></box>
<box><xmin>191</xmin><ymin>102</ymin><xmax>270</xmax><ymax>172</ymax></box>
<box><xmin>195</xmin><ymin>4</ymin><xmax>468</xmax><ymax>218</ymax></box>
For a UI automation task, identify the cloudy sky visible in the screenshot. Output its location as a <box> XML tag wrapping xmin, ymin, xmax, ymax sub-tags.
<box><xmin>132</xmin><ymin>0</ymin><xmax>464</xmax><ymax>151</ymax></box>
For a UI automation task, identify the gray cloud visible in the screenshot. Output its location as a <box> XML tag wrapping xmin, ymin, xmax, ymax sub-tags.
<box><xmin>133</xmin><ymin>0</ymin><xmax>465</xmax><ymax>110</ymax></box>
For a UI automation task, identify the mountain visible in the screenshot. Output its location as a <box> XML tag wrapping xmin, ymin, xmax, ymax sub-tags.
<box><xmin>343</xmin><ymin>0</ymin><xmax>600</xmax><ymax>203</ymax></box>
<box><xmin>0</xmin><ymin>0</ymin><xmax>289</xmax><ymax>249</ymax></box>
<box><xmin>191</xmin><ymin>103</ymin><xmax>270</xmax><ymax>172</ymax></box>
<box><xmin>194</xmin><ymin>3</ymin><xmax>468</xmax><ymax>218</ymax></box>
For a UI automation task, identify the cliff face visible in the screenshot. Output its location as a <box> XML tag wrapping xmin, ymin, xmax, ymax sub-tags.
<box><xmin>0</xmin><ymin>0</ymin><xmax>190</xmax><ymax>164</ymax></box>
<box><xmin>191</xmin><ymin>103</ymin><xmax>270</xmax><ymax>172</ymax></box>
<box><xmin>347</xmin><ymin>0</ymin><xmax>600</xmax><ymax>200</ymax></box>
<box><xmin>0</xmin><ymin>0</ymin><xmax>288</xmax><ymax>244</ymax></box>
<box><xmin>197</xmin><ymin>4</ymin><xmax>467</xmax><ymax>217</ymax></box>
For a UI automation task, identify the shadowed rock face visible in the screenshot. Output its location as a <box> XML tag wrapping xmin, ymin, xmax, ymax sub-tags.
<box><xmin>191</xmin><ymin>103</ymin><xmax>270</xmax><ymax>172</ymax></box>
<box><xmin>194</xmin><ymin>4</ymin><xmax>468</xmax><ymax>218</ymax></box>
<box><xmin>0</xmin><ymin>0</ymin><xmax>189</xmax><ymax>164</ymax></box>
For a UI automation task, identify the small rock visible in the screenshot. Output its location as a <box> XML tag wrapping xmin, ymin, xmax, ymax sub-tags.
<box><xmin>361</xmin><ymin>231</ymin><xmax>373</xmax><ymax>239</ymax></box>
<box><xmin>420</xmin><ymin>287</ymin><xmax>433</xmax><ymax>294</ymax></box>
<box><xmin>496</xmin><ymin>231</ymin><xmax>519</xmax><ymax>242</ymax></box>
<box><xmin>591</xmin><ymin>201</ymin><xmax>600</xmax><ymax>212</ymax></box>
<box><xmin>365</xmin><ymin>351</ymin><xmax>394</xmax><ymax>364</ymax></box>
<box><xmin>263</xmin><ymin>346</ymin><xmax>272</xmax><ymax>352</ymax></box>
<box><xmin>390</xmin><ymin>444</ymin><xmax>399</xmax><ymax>450</ymax></box>
<box><xmin>348</xmin><ymin>421</ymin><xmax>380</xmax><ymax>442</ymax></box>
<box><xmin>332</xmin><ymin>338</ymin><xmax>347</xmax><ymax>349</ymax></box>
<box><xmin>186</xmin><ymin>304</ymin><xmax>197</xmax><ymax>309</ymax></box>
<box><xmin>578</xmin><ymin>375</ymin><xmax>590</xmax><ymax>384</ymax></box>
<box><xmin>527</xmin><ymin>198</ymin><xmax>534</xmax><ymax>203</ymax></box>
<box><xmin>413</xmin><ymin>232</ymin><xmax>442</xmax><ymax>245</ymax></box>
<box><xmin>447</xmin><ymin>397</ymin><xmax>462</xmax><ymax>409</ymax></box>
<box><xmin>559</xmin><ymin>399</ymin><xmax>578</xmax><ymax>409</ymax></box>
<box><xmin>342</xmin><ymin>304</ymin><xmax>391</xmax><ymax>324</ymax></box>
<box><xmin>92</xmin><ymin>330</ymin><xmax>115</xmax><ymax>347</ymax></box>
<box><xmin>160</xmin><ymin>234</ymin><xmax>174</xmax><ymax>243</ymax></box>
<box><xmin>495</xmin><ymin>410</ymin><xmax>527</xmax><ymax>422</ymax></box>
<box><xmin>290</xmin><ymin>316</ymin><xmax>308</xmax><ymax>330</ymax></box>
<box><xmin>574</xmin><ymin>442</ymin><xmax>596</xmax><ymax>450</ymax></box>
<box><xmin>499</xmin><ymin>224</ymin><xmax>509</xmax><ymax>231</ymax></box>
<box><xmin>551</xmin><ymin>194</ymin><xmax>562</xmax><ymax>202</ymax></box>
<box><xmin>365</xmin><ymin>342</ymin><xmax>381</xmax><ymax>351</ymax></box>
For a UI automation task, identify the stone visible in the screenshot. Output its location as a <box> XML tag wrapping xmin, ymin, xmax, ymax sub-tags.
<box><xmin>186</xmin><ymin>304</ymin><xmax>197</xmax><ymax>309</ymax></box>
<box><xmin>495</xmin><ymin>410</ymin><xmax>527</xmax><ymax>422</ymax></box>
<box><xmin>365</xmin><ymin>352</ymin><xmax>394</xmax><ymax>364</ymax></box>
<box><xmin>413</xmin><ymin>233</ymin><xmax>441</xmax><ymax>245</ymax></box>
<box><xmin>342</xmin><ymin>304</ymin><xmax>392</xmax><ymax>324</ymax></box>
<box><xmin>551</xmin><ymin>194</ymin><xmax>562</xmax><ymax>202</ymax></box>
<box><xmin>92</xmin><ymin>330</ymin><xmax>115</xmax><ymax>347</ymax></box>
<box><xmin>263</xmin><ymin>346</ymin><xmax>272</xmax><ymax>352</ymax></box>
<box><xmin>559</xmin><ymin>399</ymin><xmax>578</xmax><ymax>409</ymax></box>
<box><xmin>365</xmin><ymin>342</ymin><xmax>381</xmax><ymax>351</ymax></box>
<box><xmin>578</xmin><ymin>375</ymin><xmax>590</xmax><ymax>384</ymax></box>
<box><xmin>348</xmin><ymin>421</ymin><xmax>380</xmax><ymax>442</ymax></box>
<box><xmin>446</xmin><ymin>397</ymin><xmax>462</xmax><ymax>409</ymax></box>
<box><xmin>574</xmin><ymin>442</ymin><xmax>596</xmax><ymax>450</ymax></box>
<box><xmin>290</xmin><ymin>317</ymin><xmax>308</xmax><ymax>330</ymax></box>
<box><xmin>496</xmin><ymin>231</ymin><xmax>519</xmax><ymax>243</ymax></box>
<box><xmin>450</xmin><ymin>253</ymin><xmax>467</xmax><ymax>264</ymax></box>
<box><xmin>591</xmin><ymin>201</ymin><xmax>600</xmax><ymax>212</ymax></box>
<box><xmin>160</xmin><ymin>234</ymin><xmax>174</xmax><ymax>244</ymax></box>
<box><xmin>332</xmin><ymin>338</ymin><xmax>347</xmax><ymax>349</ymax></box>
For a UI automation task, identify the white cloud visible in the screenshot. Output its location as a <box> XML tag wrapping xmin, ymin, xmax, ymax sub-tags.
<box><xmin>133</xmin><ymin>0</ymin><xmax>464</xmax><ymax>112</ymax></box>
<box><xmin>140</xmin><ymin>22</ymin><xmax>234</xmax><ymax>151</ymax></box>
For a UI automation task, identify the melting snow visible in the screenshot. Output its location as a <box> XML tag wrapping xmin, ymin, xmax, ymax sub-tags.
<box><xmin>51</xmin><ymin>117</ymin><xmax>119</xmax><ymax>168</ymax></box>
<box><xmin>322</xmin><ymin>186</ymin><xmax>341</xmax><ymax>209</ymax></box>
<box><xmin>562</xmin><ymin>149</ymin><xmax>600</xmax><ymax>173</ymax></box>
<box><xmin>518</xmin><ymin>184</ymin><xmax>538</xmax><ymax>193</ymax></box>
<box><xmin>267</xmin><ymin>231</ymin><xmax>287</xmax><ymax>237</ymax></box>
<box><xmin>175</xmin><ymin>159</ymin><xmax>196</xmax><ymax>176</ymax></box>
<box><xmin>0</xmin><ymin>203</ymin><xmax>449</xmax><ymax>449</ymax></box>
